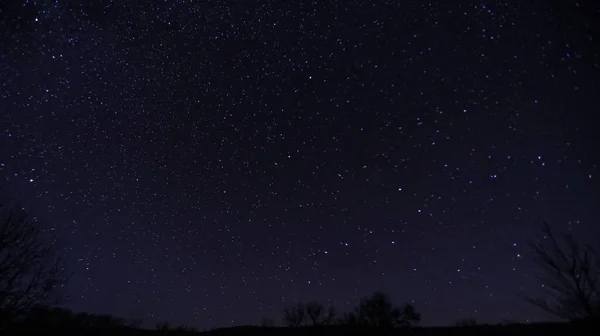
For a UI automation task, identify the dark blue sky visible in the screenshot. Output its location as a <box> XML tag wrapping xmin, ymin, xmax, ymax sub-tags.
<box><xmin>1</xmin><ymin>0</ymin><xmax>599</xmax><ymax>330</ymax></box>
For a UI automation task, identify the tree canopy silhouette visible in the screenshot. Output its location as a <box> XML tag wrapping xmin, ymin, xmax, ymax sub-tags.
<box><xmin>282</xmin><ymin>300</ymin><xmax>337</xmax><ymax>327</ymax></box>
<box><xmin>306</xmin><ymin>300</ymin><xmax>337</xmax><ymax>325</ymax></box>
<box><xmin>525</xmin><ymin>222</ymin><xmax>600</xmax><ymax>321</ymax></box>
<box><xmin>0</xmin><ymin>203</ymin><xmax>68</xmax><ymax>327</ymax></box>
<box><xmin>346</xmin><ymin>291</ymin><xmax>420</xmax><ymax>328</ymax></box>
<box><xmin>282</xmin><ymin>302</ymin><xmax>307</xmax><ymax>327</ymax></box>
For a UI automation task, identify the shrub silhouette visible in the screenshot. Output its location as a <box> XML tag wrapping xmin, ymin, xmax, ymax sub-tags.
<box><xmin>524</xmin><ymin>222</ymin><xmax>600</xmax><ymax>321</ymax></box>
<box><xmin>0</xmin><ymin>203</ymin><xmax>69</xmax><ymax>327</ymax></box>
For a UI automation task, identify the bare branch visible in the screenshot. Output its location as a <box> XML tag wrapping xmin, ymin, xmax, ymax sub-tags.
<box><xmin>524</xmin><ymin>222</ymin><xmax>600</xmax><ymax>321</ymax></box>
<box><xmin>0</xmin><ymin>203</ymin><xmax>69</xmax><ymax>327</ymax></box>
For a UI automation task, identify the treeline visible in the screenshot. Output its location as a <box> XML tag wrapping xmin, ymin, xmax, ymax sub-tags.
<box><xmin>16</xmin><ymin>306</ymin><xmax>141</xmax><ymax>329</ymax></box>
<box><xmin>278</xmin><ymin>291</ymin><xmax>420</xmax><ymax>328</ymax></box>
<box><xmin>3</xmin><ymin>291</ymin><xmax>419</xmax><ymax>332</ymax></box>
<box><xmin>2</xmin><ymin>305</ymin><xmax>200</xmax><ymax>334</ymax></box>
<box><xmin>2</xmin><ymin>201</ymin><xmax>600</xmax><ymax>333</ymax></box>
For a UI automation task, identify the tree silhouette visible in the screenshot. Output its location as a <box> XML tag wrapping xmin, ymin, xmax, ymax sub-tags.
<box><xmin>282</xmin><ymin>301</ymin><xmax>337</xmax><ymax>327</ymax></box>
<box><xmin>282</xmin><ymin>302</ymin><xmax>307</xmax><ymax>327</ymax></box>
<box><xmin>399</xmin><ymin>302</ymin><xmax>421</xmax><ymax>325</ymax></box>
<box><xmin>322</xmin><ymin>305</ymin><xmax>337</xmax><ymax>325</ymax></box>
<box><xmin>304</xmin><ymin>301</ymin><xmax>337</xmax><ymax>325</ymax></box>
<box><xmin>524</xmin><ymin>222</ymin><xmax>600</xmax><ymax>321</ymax></box>
<box><xmin>306</xmin><ymin>301</ymin><xmax>324</xmax><ymax>325</ymax></box>
<box><xmin>0</xmin><ymin>203</ymin><xmax>68</xmax><ymax>327</ymax></box>
<box><xmin>350</xmin><ymin>291</ymin><xmax>420</xmax><ymax>328</ymax></box>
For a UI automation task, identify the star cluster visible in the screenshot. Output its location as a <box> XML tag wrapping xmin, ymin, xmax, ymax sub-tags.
<box><xmin>1</xmin><ymin>0</ymin><xmax>599</xmax><ymax>329</ymax></box>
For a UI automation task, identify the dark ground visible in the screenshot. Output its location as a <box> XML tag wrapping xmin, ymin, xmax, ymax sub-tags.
<box><xmin>3</xmin><ymin>321</ymin><xmax>599</xmax><ymax>336</ymax></box>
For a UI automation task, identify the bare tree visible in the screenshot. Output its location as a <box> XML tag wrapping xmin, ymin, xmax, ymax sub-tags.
<box><xmin>306</xmin><ymin>301</ymin><xmax>324</xmax><ymax>325</ymax></box>
<box><xmin>524</xmin><ymin>222</ymin><xmax>600</xmax><ymax>321</ymax></box>
<box><xmin>0</xmin><ymin>203</ymin><xmax>68</xmax><ymax>326</ymax></box>
<box><xmin>322</xmin><ymin>305</ymin><xmax>337</xmax><ymax>325</ymax></box>
<box><xmin>282</xmin><ymin>302</ymin><xmax>306</xmax><ymax>327</ymax></box>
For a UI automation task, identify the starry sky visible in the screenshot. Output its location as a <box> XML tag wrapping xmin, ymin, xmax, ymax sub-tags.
<box><xmin>1</xmin><ymin>0</ymin><xmax>599</xmax><ymax>330</ymax></box>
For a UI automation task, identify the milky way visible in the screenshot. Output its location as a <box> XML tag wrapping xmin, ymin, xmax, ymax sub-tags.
<box><xmin>1</xmin><ymin>0</ymin><xmax>599</xmax><ymax>329</ymax></box>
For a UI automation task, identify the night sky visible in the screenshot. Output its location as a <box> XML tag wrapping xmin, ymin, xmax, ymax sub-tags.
<box><xmin>1</xmin><ymin>0</ymin><xmax>599</xmax><ymax>330</ymax></box>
